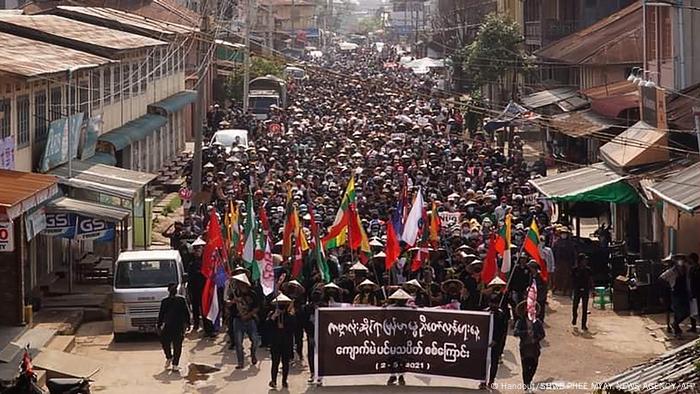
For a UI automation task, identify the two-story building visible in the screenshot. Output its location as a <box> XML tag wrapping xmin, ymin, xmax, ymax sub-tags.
<box><xmin>0</xmin><ymin>14</ymin><xmax>190</xmax><ymax>174</ymax></box>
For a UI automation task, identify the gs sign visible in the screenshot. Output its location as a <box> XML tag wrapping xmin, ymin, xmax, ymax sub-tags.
<box><xmin>0</xmin><ymin>221</ymin><xmax>14</xmax><ymax>252</ymax></box>
<box><xmin>44</xmin><ymin>213</ymin><xmax>76</xmax><ymax>238</ymax></box>
<box><xmin>75</xmin><ymin>216</ymin><xmax>114</xmax><ymax>241</ymax></box>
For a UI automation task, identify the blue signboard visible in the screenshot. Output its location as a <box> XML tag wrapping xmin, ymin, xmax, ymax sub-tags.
<box><xmin>75</xmin><ymin>215</ymin><xmax>115</xmax><ymax>242</ymax></box>
<box><xmin>79</xmin><ymin>115</ymin><xmax>102</xmax><ymax>161</ymax></box>
<box><xmin>44</xmin><ymin>213</ymin><xmax>115</xmax><ymax>242</ymax></box>
<box><xmin>39</xmin><ymin>113</ymin><xmax>85</xmax><ymax>173</ymax></box>
<box><xmin>44</xmin><ymin>213</ymin><xmax>76</xmax><ymax>238</ymax></box>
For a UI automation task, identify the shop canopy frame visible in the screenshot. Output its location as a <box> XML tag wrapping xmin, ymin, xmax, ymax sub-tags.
<box><xmin>529</xmin><ymin>162</ymin><xmax>639</xmax><ymax>204</ymax></box>
<box><xmin>49</xmin><ymin>160</ymin><xmax>156</xmax><ymax>200</ymax></box>
<box><xmin>45</xmin><ymin>196</ymin><xmax>131</xmax><ymax>223</ymax></box>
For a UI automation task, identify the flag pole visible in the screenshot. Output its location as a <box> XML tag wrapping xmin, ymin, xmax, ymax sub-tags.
<box><xmin>499</xmin><ymin>241</ymin><xmax>526</xmax><ymax>308</ymax></box>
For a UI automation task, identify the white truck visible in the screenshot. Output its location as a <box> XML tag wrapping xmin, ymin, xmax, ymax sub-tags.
<box><xmin>112</xmin><ymin>249</ymin><xmax>186</xmax><ymax>341</ymax></box>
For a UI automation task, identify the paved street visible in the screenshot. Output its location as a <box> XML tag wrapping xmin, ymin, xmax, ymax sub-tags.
<box><xmin>75</xmin><ymin>294</ymin><xmax>685</xmax><ymax>394</ymax></box>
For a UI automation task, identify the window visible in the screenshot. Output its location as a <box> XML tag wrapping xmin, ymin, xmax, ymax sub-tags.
<box><xmin>69</xmin><ymin>84</ymin><xmax>77</xmax><ymax>115</ymax></box>
<box><xmin>140</xmin><ymin>61</ymin><xmax>147</xmax><ymax>93</ymax></box>
<box><xmin>122</xmin><ymin>62</ymin><xmax>131</xmax><ymax>99</ymax></box>
<box><xmin>113</xmin><ymin>65</ymin><xmax>121</xmax><ymax>101</ymax></box>
<box><xmin>164</xmin><ymin>47</ymin><xmax>171</xmax><ymax>75</ymax></box>
<box><xmin>154</xmin><ymin>50</ymin><xmax>161</xmax><ymax>79</ymax></box>
<box><xmin>92</xmin><ymin>69</ymin><xmax>101</xmax><ymax>109</ymax></box>
<box><xmin>79</xmin><ymin>81</ymin><xmax>89</xmax><ymax>116</ymax></box>
<box><xmin>0</xmin><ymin>98</ymin><xmax>11</xmax><ymax>138</ymax></box>
<box><xmin>50</xmin><ymin>87</ymin><xmax>62</xmax><ymax>121</ymax></box>
<box><xmin>103</xmin><ymin>67</ymin><xmax>112</xmax><ymax>105</ymax></box>
<box><xmin>17</xmin><ymin>95</ymin><xmax>29</xmax><ymax>147</ymax></box>
<box><xmin>34</xmin><ymin>90</ymin><xmax>48</xmax><ymax>141</ymax></box>
<box><xmin>148</xmin><ymin>52</ymin><xmax>155</xmax><ymax>82</ymax></box>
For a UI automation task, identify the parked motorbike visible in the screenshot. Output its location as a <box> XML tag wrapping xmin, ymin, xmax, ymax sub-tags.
<box><xmin>0</xmin><ymin>347</ymin><xmax>91</xmax><ymax>394</ymax></box>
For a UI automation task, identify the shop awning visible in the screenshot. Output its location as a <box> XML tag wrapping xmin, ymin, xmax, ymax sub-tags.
<box><xmin>599</xmin><ymin>120</ymin><xmax>669</xmax><ymax>171</ymax></box>
<box><xmin>84</xmin><ymin>152</ymin><xmax>117</xmax><ymax>166</ymax></box>
<box><xmin>46</xmin><ymin>197</ymin><xmax>130</xmax><ymax>222</ymax></box>
<box><xmin>529</xmin><ymin>162</ymin><xmax>639</xmax><ymax>203</ymax></box>
<box><xmin>0</xmin><ymin>169</ymin><xmax>59</xmax><ymax>219</ymax></box>
<box><xmin>147</xmin><ymin>90</ymin><xmax>197</xmax><ymax>116</ymax></box>
<box><xmin>548</xmin><ymin>109</ymin><xmax>617</xmax><ymax>138</ymax></box>
<box><xmin>49</xmin><ymin>160</ymin><xmax>156</xmax><ymax>199</ymax></box>
<box><xmin>520</xmin><ymin>87</ymin><xmax>589</xmax><ymax>112</ymax></box>
<box><xmin>97</xmin><ymin>113</ymin><xmax>167</xmax><ymax>151</ymax></box>
<box><xmin>648</xmin><ymin>162</ymin><xmax>700</xmax><ymax>212</ymax></box>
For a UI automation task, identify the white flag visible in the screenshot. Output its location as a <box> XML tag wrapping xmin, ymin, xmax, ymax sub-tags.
<box><xmin>401</xmin><ymin>188</ymin><xmax>424</xmax><ymax>246</ymax></box>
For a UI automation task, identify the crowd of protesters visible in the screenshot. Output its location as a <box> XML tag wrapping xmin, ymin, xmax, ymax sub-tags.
<box><xmin>157</xmin><ymin>43</ymin><xmax>700</xmax><ymax>392</ymax></box>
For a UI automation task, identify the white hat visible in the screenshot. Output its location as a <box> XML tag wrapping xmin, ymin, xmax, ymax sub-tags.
<box><xmin>191</xmin><ymin>237</ymin><xmax>206</xmax><ymax>247</ymax></box>
<box><xmin>323</xmin><ymin>282</ymin><xmax>341</xmax><ymax>291</ymax></box>
<box><xmin>349</xmin><ymin>262</ymin><xmax>368</xmax><ymax>271</ymax></box>
<box><xmin>233</xmin><ymin>273</ymin><xmax>251</xmax><ymax>286</ymax></box>
<box><xmin>369</xmin><ymin>238</ymin><xmax>384</xmax><ymax>247</ymax></box>
<box><xmin>388</xmin><ymin>288</ymin><xmax>414</xmax><ymax>301</ymax></box>
<box><xmin>272</xmin><ymin>293</ymin><xmax>292</xmax><ymax>304</ymax></box>
<box><xmin>488</xmin><ymin>276</ymin><xmax>507</xmax><ymax>287</ymax></box>
<box><xmin>373</xmin><ymin>251</ymin><xmax>386</xmax><ymax>258</ymax></box>
<box><xmin>403</xmin><ymin>279</ymin><xmax>423</xmax><ymax>290</ymax></box>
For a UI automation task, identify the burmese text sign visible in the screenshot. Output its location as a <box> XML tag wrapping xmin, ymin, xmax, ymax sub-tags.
<box><xmin>315</xmin><ymin>307</ymin><xmax>492</xmax><ymax>383</ymax></box>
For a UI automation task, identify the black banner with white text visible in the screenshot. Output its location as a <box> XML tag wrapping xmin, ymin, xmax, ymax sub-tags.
<box><xmin>315</xmin><ymin>307</ymin><xmax>493</xmax><ymax>384</ymax></box>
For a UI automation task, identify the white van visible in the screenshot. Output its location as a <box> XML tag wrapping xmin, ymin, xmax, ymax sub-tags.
<box><xmin>112</xmin><ymin>250</ymin><xmax>185</xmax><ymax>341</ymax></box>
<box><xmin>210</xmin><ymin>128</ymin><xmax>249</xmax><ymax>151</ymax></box>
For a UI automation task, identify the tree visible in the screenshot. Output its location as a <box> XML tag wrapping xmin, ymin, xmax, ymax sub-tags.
<box><xmin>459</xmin><ymin>13</ymin><xmax>533</xmax><ymax>98</ymax></box>
<box><xmin>225</xmin><ymin>56</ymin><xmax>285</xmax><ymax>101</ymax></box>
<box><xmin>357</xmin><ymin>16</ymin><xmax>381</xmax><ymax>35</ymax></box>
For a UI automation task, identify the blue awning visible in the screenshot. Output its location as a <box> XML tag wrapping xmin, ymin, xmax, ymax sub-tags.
<box><xmin>98</xmin><ymin>113</ymin><xmax>167</xmax><ymax>151</ymax></box>
<box><xmin>147</xmin><ymin>90</ymin><xmax>197</xmax><ymax>115</ymax></box>
<box><xmin>84</xmin><ymin>152</ymin><xmax>117</xmax><ymax>166</ymax></box>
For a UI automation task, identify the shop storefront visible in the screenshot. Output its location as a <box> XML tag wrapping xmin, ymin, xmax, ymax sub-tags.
<box><xmin>0</xmin><ymin>169</ymin><xmax>58</xmax><ymax>325</ymax></box>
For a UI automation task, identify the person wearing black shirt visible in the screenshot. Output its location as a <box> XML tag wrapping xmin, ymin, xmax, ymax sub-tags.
<box><xmin>514</xmin><ymin>304</ymin><xmax>545</xmax><ymax>392</ymax></box>
<box><xmin>187</xmin><ymin>239</ymin><xmax>207</xmax><ymax>331</ymax></box>
<box><xmin>571</xmin><ymin>253</ymin><xmax>593</xmax><ymax>331</ymax></box>
<box><xmin>268</xmin><ymin>293</ymin><xmax>297</xmax><ymax>389</ymax></box>
<box><xmin>486</xmin><ymin>293</ymin><xmax>509</xmax><ymax>386</ymax></box>
<box><xmin>157</xmin><ymin>283</ymin><xmax>190</xmax><ymax>372</ymax></box>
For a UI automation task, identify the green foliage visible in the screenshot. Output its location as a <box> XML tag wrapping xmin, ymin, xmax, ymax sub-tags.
<box><xmin>357</xmin><ymin>16</ymin><xmax>381</xmax><ymax>34</ymax></box>
<box><xmin>460</xmin><ymin>13</ymin><xmax>533</xmax><ymax>91</ymax></box>
<box><xmin>225</xmin><ymin>56</ymin><xmax>285</xmax><ymax>101</ymax></box>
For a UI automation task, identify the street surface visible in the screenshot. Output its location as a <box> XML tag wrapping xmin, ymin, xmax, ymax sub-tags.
<box><xmin>75</xmin><ymin>295</ymin><xmax>675</xmax><ymax>394</ymax></box>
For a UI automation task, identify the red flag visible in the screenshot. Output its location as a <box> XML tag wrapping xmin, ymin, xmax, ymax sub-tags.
<box><xmin>385</xmin><ymin>221</ymin><xmax>400</xmax><ymax>270</ymax></box>
<box><xmin>481</xmin><ymin>233</ymin><xmax>499</xmax><ymax>284</ymax></box>
<box><xmin>410</xmin><ymin>244</ymin><xmax>429</xmax><ymax>272</ymax></box>
<box><xmin>201</xmin><ymin>210</ymin><xmax>226</xmax><ymax>279</ymax></box>
<box><xmin>282</xmin><ymin>189</ymin><xmax>296</xmax><ymax>258</ymax></box>
<box><xmin>348</xmin><ymin>204</ymin><xmax>363</xmax><ymax>250</ymax></box>
<box><xmin>292</xmin><ymin>231</ymin><xmax>304</xmax><ymax>278</ymax></box>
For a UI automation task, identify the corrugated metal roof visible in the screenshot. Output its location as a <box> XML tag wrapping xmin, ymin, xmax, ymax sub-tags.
<box><xmin>598</xmin><ymin>338</ymin><xmax>700</xmax><ymax>393</ymax></box>
<box><xmin>520</xmin><ymin>87</ymin><xmax>589</xmax><ymax>112</ymax></box>
<box><xmin>648</xmin><ymin>161</ymin><xmax>700</xmax><ymax>212</ymax></box>
<box><xmin>529</xmin><ymin>162</ymin><xmax>624</xmax><ymax>198</ymax></box>
<box><xmin>666</xmin><ymin>82</ymin><xmax>700</xmax><ymax>131</ymax></box>
<box><xmin>536</xmin><ymin>2</ymin><xmax>642</xmax><ymax>65</ymax></box>
<box><xmin>0</xmin><ymin>169</ymin><xmax>58</xmax><ymax>219</ymax></box>
<box><xmin>46</xmin><ymin>196</ymin><xmax>130</xmax><ymax>222</ymax></box>
<box><xmin>49</xmin><ymin>6</ymin><xmax>197</xmax><ymax>38</ymax></box>
<box><xmin>49</xmin><ymin>160</ymin><xmax>156</xmax><ymax>199</ymax></box>
<box><xmin>23</xmin><ymin>0</ymin><xmax>200</xmax><ymax>28</ymax></box>
<box><xmin>0</xmin><ymin>15</ymin><xmax>166</xmax><ymax>55</ymax></box>
<box><xmin>0</xmin><ymin>30</ymin><xmax>111</xmax><ymax>77</ymax></box>
<box><xmin>599</xmin><ymin>120</ymin><xmax>669</xmax><ymax>170</ymax></box>
<box><xmin>548</xmin><ymin>109</ymin><xmax>618</xmax><ymax>138</ymax></box>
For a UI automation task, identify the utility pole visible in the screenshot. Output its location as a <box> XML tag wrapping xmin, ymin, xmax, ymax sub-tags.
<box><xmin>291</xmin><ymin>0</ymin><xmax>295</xmax><ymax>48</ymax></box>
<box><xmin>243</xmin><ymin>0</ymin><xmax>252</xmax><ymax>112</ymax></box>
<box><xmin>192</xmin><ymin>0</ymin><xmax>210</xmax><ymax>193</ymax></box>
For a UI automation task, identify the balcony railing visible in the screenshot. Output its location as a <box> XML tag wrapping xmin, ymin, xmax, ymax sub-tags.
<box><xmin>525</xmin><ymin>20</ymin><xmax>541</xmax><ymax>46</ymax></box>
